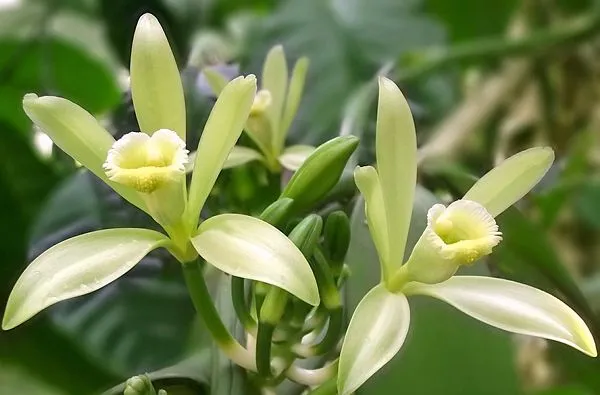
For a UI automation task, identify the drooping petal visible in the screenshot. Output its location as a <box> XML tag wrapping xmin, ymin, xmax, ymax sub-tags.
<box><xmin>463</xmin><ymin>147</ymin><xmax>554</xmax><ymax>217</ymax></box>
<box><xmin>354</xmin><ymin>166</ymin><xmax>390</xmax><ymax>280</ymax></box>
<box><xmin>186</xmin><ymin>76</ymin><xmax>257</xmax><ymax>229</ymax></box>
<box><xmin>130</xmin><ymin>13</ymin><xmax>186</xmax><ymax>139</ymax></box>
<box><xmin>338</xmin><ymin>284</ymin><xmax>410</xmax><ymax>395</ymax></box>
<box><xmin>406</xmin><ymin>276</ymin><xmax>597</xmax><ymax>357</ymax></box>
<box><xmin>2</xmin><ymin>229</ymin><xmax>168</xmax><ymax>330</ymax></box>
<box><xmin>191</xmin><ymin>214</ymin><xmax>319</xmax><ymax>306</ymax></box>
<box><xmin>278</xmin><ymin>144</ymin><xmax>315</xmax><ymax>171</ymax></box>
<box><xmin>375</xmin><ymin>77</ymin><xmax>417</xmax><ymax>269</ymax></box>
<box><xmin>22</xmin><ymin>94</ymin><xmax>147</xmax><ymax>213</ymax></box>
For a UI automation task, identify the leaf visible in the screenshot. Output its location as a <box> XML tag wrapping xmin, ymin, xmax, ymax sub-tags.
<box><xmin>191</xmin><ymin>213</ymin><xmax>319</xmax><ymax>306</ymax></box>
<box><xmin>375</xmin><ymin>77</ymin><xmax>417</xmax><ymax>270</ymax></box>
<box><xmin>248</xmin><ymin>0</ymin><xmax>444</xmax><ymax>143</ymax></box>
<box><xmin>338</xmin><ymin>284</ymin><xmax>409</xmax><ymax>395</ymax></box>
<box><xmin>186</xmin><ymin>76</ymin><xmax>257</xmax><ymax>229</ymax></box>
<box><xmin>463</xmin><ymin>147</ymin><xmax>555</xmax><ymax>217</ymax></box>
<box><xmin>29</xmin><ymin>172</ymin><xmax>197</xmax><ymax>377</ymax></box>
<box><xmin>3</xmin><ymin>228</ymin><xmax>169</xmax><ymax>330</ymax></box>
<box><xmin>130</xmin><ymin>13</ymin><xmax>186</xmax><ymax>140</ymax></box>
<box><xmin>278</xmin><ymin>144</ymin><xmax>315</xmax><ymax>171</ymax></box>
<box><xmin>22</xmin><ymin>95</ymin><xmax>147</xmax><ymax>213</ymax></box>
<box><xmin>345</xmin><ymin>186</ymin><xmax>520</xmax><ymax>395</ymax></box>
<box><xmin>407</xmin><ymin>276</ymin><xmax>596</xmax><ymax>357</ymax></box>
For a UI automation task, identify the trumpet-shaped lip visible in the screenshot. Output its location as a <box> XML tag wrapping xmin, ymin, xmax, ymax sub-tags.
<box><xmin>103</xmin><ymin>129</ymin><xmax>188</xmax><ymax>193</ymax></box>
<box><xmin>249</xmin><ymin>89</ymin><xmax>272</xmax><ymax>116</ymax></box>
<box><xmin>425</xmin><ymin>199</ymin><xmax>502</xmax><ymax>264</ymax></box>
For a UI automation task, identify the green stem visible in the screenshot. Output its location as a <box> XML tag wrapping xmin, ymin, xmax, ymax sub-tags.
<box><xmin>231</xmin><ymin>276</ymin><xmax>257</xmax><ymax>333</ymax></box>
<box><xmin>396</xmin><ymin>12</ymin><xmax>600</xmax><ymax>82</ymax></box>
<box><xmin>256</xmin><ymin>286</ymin><xmax>289</xmax><ymax>377</ymax></box>
<box><xmin>307</xmin><ymin>378</ymin><xmax>337</xmax><ymax>395</ymax></box>
<box><xmin>311</xmin><ymin>307</ymin><xmax>343</xmax><ymax>356</ymax></box>
<box><xmin>182</xmin><ymin>260</ymin><xmax>256</xmax><ymax>370</ymax></box>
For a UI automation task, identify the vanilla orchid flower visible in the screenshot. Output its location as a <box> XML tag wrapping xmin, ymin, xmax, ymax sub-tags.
<box><xmin>3</xmin><ymin>14</ymin><xmax>320</xmax><ymax>371</ymax></box>
<box><xmin>201</xmin><ymin>45</ymin><xmax>314</xmax><ymax>173</ymax></box>
<box><xmin>337</xmin><ymin>77</ymin><xmax>596</xmax><ymax>395</ymax></box>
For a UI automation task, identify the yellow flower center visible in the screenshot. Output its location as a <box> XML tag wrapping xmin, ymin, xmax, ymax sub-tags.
<box><xmin>428</xmin><ymin>200</ymin><xmax>502</xmax><ymax>265</ymax></box>
<box><xmin>103</xmin><ymin>129</ymin><xmax>188</xmax><ymax>193</ymax></box>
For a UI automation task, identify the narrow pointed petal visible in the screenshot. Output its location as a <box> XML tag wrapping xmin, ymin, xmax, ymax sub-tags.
<box><xmin>131</xmin><ymin>13</ymin><xmax>186</xmax><ymax>139</ymax></box>
<box><xmin>407</xmin><ymin>276</ymin><xmax>596</xmax><ymax>357</ymax></box>
<box><xmin>278</xmin><ymin>57</ymin><xmax>309</xmax><ymax>149</ymax></box>
<box><xmin>23</xmin><ymin>95</ymin><xmax>147</xmax><ymax>213</ymax></box>
<box><xmin>191</xmin><ymin>214</ymin><xmax>319</xmax><ymax>306</ymax></box>
<box><xmin>186</xmin><ymin>76</ymin><xmax>257</xmax><ymax>229</ymax></box>
<box><xmin>279</xmin><ymin>144</ymin><xmax>315</xmax><ymax>171</ymax></box>
<box><xmin>338</xmin><ymin>284</ymin><xmax>410</xmax><ymax>395</ymax></box>
<box><xmin>262</xmin><ymin>45</ymin><xmax>288</xmax><ymax>147</ymax></box>
<box><xmin>354</xmin><ymin>166</ymin><xmax>390</xmax><ymax>280</ymax></box>
<box><xmin>376</xmin><ymin>77</ymin><xmax>416</xmax><ymax>268</ymax></box>
<box><xmin>3</xmin><ymin>229</ymin><xmax>168</xmax><ymax>330</ymax></box>
<box><xmin>463</xmin><ymin>147</ymin><xmax>554</xmax><ymax>217</ymax></box>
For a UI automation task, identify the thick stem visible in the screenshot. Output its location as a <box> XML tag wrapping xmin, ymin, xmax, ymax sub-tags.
<box><xmin>231</xmin><ymin>276</ymin><xmax>258</xmax><ymax>333</ymax></box>
<box><xmin>182</xmin><ymin>260</ymin><xmax>256</xmax><ymax>371</ymax></box>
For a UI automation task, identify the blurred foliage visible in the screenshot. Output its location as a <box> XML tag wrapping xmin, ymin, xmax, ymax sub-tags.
<box><xmin>3</xmin><ymin>0</ymin><xmax>600</xmax><ymax>393</ymax></box>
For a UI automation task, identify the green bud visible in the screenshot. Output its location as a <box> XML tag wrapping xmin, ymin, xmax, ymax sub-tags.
<box><xmin>323</xmin><ymin>211</ymin><xmax>351</xmax><ymax>264</ymax></box>
<box><xmin>259</xmin><ymin>198</ymin><xmax>295</xmax><ymax>229</ymax></box>
<box><xmin>281</xmin><ymin>136</ymin><xmax>359</xmax><ymax>210</ymax></box>
<box><xmin>124</xmin><ymin>375</ymin><xmax>156</xmax><ymax>395</ymax></box>
<box><xmin>288</xmin><ymin>214</ymin><xmax>323</xmax><ymax>257</ymax></box>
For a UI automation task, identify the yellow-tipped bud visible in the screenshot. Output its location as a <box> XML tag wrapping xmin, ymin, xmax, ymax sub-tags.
<box><xmin>103</xmin><ymin>129</ymin><xmax>188</xmax><ymax>193</ymax></box>
<box><xmin>249</xmin><ymin>89</ymin><xmax>272</xmax><ymax>117</ymax></box>
<box><xmin>399</xmin><ymin>200</ymin><xmax>502</xmax><ymax>286</ymax></box>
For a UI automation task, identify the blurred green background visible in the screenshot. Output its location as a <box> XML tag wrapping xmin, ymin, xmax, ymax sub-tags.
<box><xmin>3</xmin><ymin>0</ymin><xmax>600</xmax><ymax>394</ymax></box>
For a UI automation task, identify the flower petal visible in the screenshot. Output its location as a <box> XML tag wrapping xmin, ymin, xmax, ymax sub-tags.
<box><xmin>406</xmin><ymin>276</ymin><xmax>597</xmax><ymax>357</ymax></box>
<box><xmin>3</xmin><ymin>229</ymin><xmax>168</xmax><ymax>330</ymax></box>
<box><xmin>22</xmin><ymin>94</ymin><xmax>147</xmax><ymax>213</ymax></box>
<box><xmin>186</xmin><ymin>76</ymin><xmax>257</xmax><ymax>229</ymax></box>
<box><xmin>130</xmin><ymin>13</ymin><xmax>186</xmax><ymax>139</ymax></box>
<box><xmin>278</xmin><ymin>144</ymin><xmax>315</xmax><ymax>171</ymax></box>
<box><xmin>222</xmin><ymin>146</ymin><xmax>264</xmax><ymax>169</ymax></box>
<box><xmin>278</xmin><ymin>57</ymin><xmax>309</xmax><ymax>149</ymax></box>
<box><xmin>338</xmin><ymin>284</ymin><xmax>410</xmax><ymax>395</ymax></box>
<box><xmin>191</xmin><ymin>214</ymin><xmax>319</xmax><ymax>306</ymax></box>
<box><xmin>463</xmin><ymin>147</ymin><xmax>554</xmax><ymax>217</ymax></box>
<box><xmin>354</xmin><ymin>166</ymin><xmax>390</xmax><ymax>279</ymax></box>
<box><xmin>376</xmin><ymin>77</ymin><xmax>417</xmax><ymax>268</ymax></box>
<box><xmin>262</xmin><ymin>45</ymin><xmax>288</xmax><ymax>146</ymax></box>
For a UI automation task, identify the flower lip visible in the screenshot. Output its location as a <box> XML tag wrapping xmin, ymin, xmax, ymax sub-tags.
<box><xmin>249</xmin><ymin>89</ymin><xmax>272</xmax><ymax>117</ymax></box>
<box><xmin>426</xmin><ymin>199</ymin><xmax>502</xmax><ymax>265</ymax></box>
<box><xmin>103</xmin><ymin>129</ymin><xmax>188</xmax><ymax>193</ymax></box>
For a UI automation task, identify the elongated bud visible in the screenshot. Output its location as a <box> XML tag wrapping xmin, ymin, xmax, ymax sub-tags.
<box><xmin>288</xmin><ymin>214</ymin><xmax>323</xmax><ymax>257</ymax></box>
<box><xmin>124</xmin><ymin>374</ymin><xmax>157</xmax><ymax>395</ymax></box>
<box><xmin>259</xmin><ymin>198</ymin><xmax>295</xmax><ymax>229</ymax></box>
<box><xmin>324</xmin><ymin>211</ymin><xmax>351</xmax><ymax>264</ymax></box>
<box><xmin>399</xmin><ymin>200</ymin><xmax>502</xmax><ymax>286</ymax></box>
<box><xmin>281</xmin><ymin>136</ymin><xmax>359</xmax><ymax>210</ymax></box>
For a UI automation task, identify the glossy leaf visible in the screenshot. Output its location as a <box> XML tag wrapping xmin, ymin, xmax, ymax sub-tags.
<box><xmin>278</xmin><ymin>144</ymin><xmax>315</xmax><ymax>171</ymax></box>
<box><xmin>354</xmin><ymin>166</ymin><xmax>389</xmax><ymax>278</ymax></box>
<box><xmin>191</xmin><ymin>214</ymin><xmax>319</xmax><ymax>306</ymax></box>
<box><xmin>130</xmin><ymin>13</ymin><xmax>186</xmax><ymax>140</ymax></box>
<box><xmin>375</xmin><ymin>77</ymin><xmax>416</xmax><ymax>269</ymax></box>
<box><xmin>3</xmin><ymin>228</ymin><xmax>168</xmax><ymax>330</ymax></box>
<box><xmin>186</xmin><ymin>76</ymin><xmax>257</xmax><ymax>229</ymax></box>
<box><xmin>463</xmin><ymin>147</ymin><xmax>554</xmax><ymax>217</ymax></box>
<box><xmin>338</xmin><ymin>284</ymin><xmax>410</xmax><ymax>395</ymax></box>
<box><xmin>407</xmin><ymin>276</ymin><xmax>597</xmax><ymax>357</ymax></box>
<box><xmin>279</xmin><ymin>57</ymin><xmax>309</xmax><ymax>148</ymax></box>
<box><xmin>261</xmin><ymin>45</ymin><xmax>288</xmax><ymax>142</ymax></box>
<box><xmin>22</xmin><ymin>94</ymin><xmax>147</xmax><ymax>213</ymax></box>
